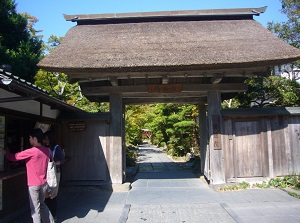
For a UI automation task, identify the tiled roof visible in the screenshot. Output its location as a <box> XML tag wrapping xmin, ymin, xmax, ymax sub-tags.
<box><xmin>0</xmin><ymin>68</ymin><xmax>84</xmax><ymax>112</ymax></box>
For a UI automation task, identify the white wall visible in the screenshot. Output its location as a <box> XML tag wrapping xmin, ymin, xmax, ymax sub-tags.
<box><xmin>0</xmin><ymin>89</ymin><xmax>60</xmax><ymax>119</ymax></box>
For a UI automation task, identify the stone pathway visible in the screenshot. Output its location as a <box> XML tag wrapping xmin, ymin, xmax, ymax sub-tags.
<box><xmin>124</xmin><ymin>144</ymin><xmax>300</xmax><ymax>223</ymax></box>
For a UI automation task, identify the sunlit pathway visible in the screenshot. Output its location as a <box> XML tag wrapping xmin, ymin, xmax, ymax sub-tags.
<box><xmin>9</xmin><ymin>144</ymin><xmax>300</xmax><ymax>223</ymax></box>
<box><xmin>124</xmin><ymin>144</ymin><xmax>300</xmax><ymax>223</ymax></box>
<box><xmin>137</xmin><ymin>144</ymin><xmax>194</xmax><ymax>172</ymax></box>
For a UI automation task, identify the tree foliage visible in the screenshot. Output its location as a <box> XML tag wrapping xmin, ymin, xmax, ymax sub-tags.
<box><xmin>125</xmin><ymin>105</ymin><xmax>150</xmax><ymax>145</ymax></box>
<box><xmin>267</xmin><ymin>0</ymin><xmax>300</xmax><ymax>79</ymax></box>
<box><xmin>268</xmin><ymin>0</ymin><xmax>300</xmax><ymax>49</ymax></box>
<box><xmin>233</xmin><ymin>76</ymin><xmax>300</xmax><ymax>108</ymax></box>
<box><xmin>0</xmin><ymin>0</ymin><xmax>43</xmax><ymax>82</ymax></box>
<box><xmin>125</xmin><ymin>104</ymin><xmax>200</xmax><ymax>156</ymax></box>
<box><xmin>33</xmin><ymin>34</ymin><xmax>109</xmax><ymax>112</ymax></box>
<box><xmin>142</xmin><ymin>104</ymin><xmax>199</xmax><ymax>156</ymax></box>
<box><xmin>34</xmin><ymin>69</ymin><xmax>108</xmax><ymax>112</ymax></box>
<box><xmin>44</xmin><ymin>35</ymin><xmax>64</xmax><ymax>54</ymax></box>
<box><xmin>227</xmin><ymin>0</ymin><xmax>300</xmax><ymax>108</ymax></box>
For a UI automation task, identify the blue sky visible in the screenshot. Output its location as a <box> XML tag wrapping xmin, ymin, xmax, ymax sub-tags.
<box><xmin>15</xmin><ymin>0</ymin><xmax>287</xmax><ymax>42</ymax></box>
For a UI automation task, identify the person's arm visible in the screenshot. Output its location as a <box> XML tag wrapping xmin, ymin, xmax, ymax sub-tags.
<box><xmin>54</xmin><ymin>145</ymin><xmax>64</xmax><ymax>165</ymax></box>
<box><xmin>0</xmin><ymin>146</ymin><xmax>32</xmax><ymax>162</ymax></box>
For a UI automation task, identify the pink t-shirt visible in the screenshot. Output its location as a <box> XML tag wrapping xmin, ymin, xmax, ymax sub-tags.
<box><xmin>5</xmin><ymin>146</ymin><xmax>50</xmax><ymax>186</ymax></box>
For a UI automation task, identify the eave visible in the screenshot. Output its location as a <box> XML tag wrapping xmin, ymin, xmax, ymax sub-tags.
<box><xmin>63</xmin><ymin>6</ymin><xmax>267</xmax><ymax>23</ymax></box>
<box><xmin>0</xmin><ymin>68</ymin><xmax>85</xmax><ymax>113</ymax></box>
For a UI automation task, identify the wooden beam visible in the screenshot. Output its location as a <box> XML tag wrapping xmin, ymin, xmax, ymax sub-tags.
<box><xmin>182</xmin><ymin>83</ymin><xmax>247</xmax><ymax>92</ymax></box>
<box><xmin>123</xmin><ymin>97</ymin><xmax>204</xmax><ymax>105</ymax></box>
<box><xmin>0</xmin><ymin>96</ymin><xmax>36</xmax><ymax>103</ymax></box>
<box><xmin>210</xmin><ymin>74</ymin><xmax>223</xmax><ymax>84</ymax></box>
<box><xmin>148</xmin><ymin>84</ymin><xmax>181</xmax><ymax>93</ymax></box>
<box><xmin>82</xmin><ymin>85</ymin><xmax>147</xmax><ymax>95</ymax></box>
<box><xmin>67</xmin><ymin>66</ymin><xmax>270</xmax><ymax>81</ymax></box>
<box><xmin>122</xmin><ymin>92</ymin><xmax>207</xmax><ymax>98</ymax></box>
<box><xmin>82</xmin><ymin>83</ymin><xmax>247</xmax><ymax>95</ymax></box>
<box><xmin>109</xmin><ymin>76</ymin><xmax>118</xmax><ymax>86</ymax></box>
<box><xmin>162</xmin><ymin>74</ymin><xmax>169</xmax><ymax>84</ymax></box>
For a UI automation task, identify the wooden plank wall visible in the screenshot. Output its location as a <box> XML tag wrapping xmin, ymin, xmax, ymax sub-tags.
<box><xmin>223</xmin><ymin>114</ymin><xmax>300</xmax><ymax>182</ymax></box>
<box><xmin>61</xmin><ymin>120</ymin><xmax>110</xmax><ymax>182</ymax></box>
<box><xmin>289</xmin><ymin>116</ymin><xmax>300</xmax><ymax>174</ymax></box>
<box><xmin>234</xmin><ymin>120</ymin><xmax>262</xmax><ymax>177</ymax></box>
<box><xmin>271</xmin><ymin>116</ymin><xmax>289</xmax><ymax>176</ymax></box>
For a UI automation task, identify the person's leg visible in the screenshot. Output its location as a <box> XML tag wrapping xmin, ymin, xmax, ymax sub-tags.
<box><xmin>51</xmin><ymin>172</ymin><xmax>60</xmax><ymax>219</ymax></box>
<box><xmin>28</xmin><ymin>186</ymin><xmax>42</xmax><ymax>223</ymax></box>
<box><xmin>51</xmin><ymin>197</ymin><xmax>57</xmax><ymax>218</ymax></box>
<box><xmin>45</xmin><ymin>197</ymin><xmax>57</xmax><ymax>218</ymax></box>
<box><xmin>46</xmin><ymin>172</ymin><xmax>60</xmax><ymax>220</ymax></box>
<box><xmin>45</xmin><ymin>197</ymin><xmax>55</xmax><ymax>218</ymax></box>
<box><xmin>40</xmin><ymin>183</ymin><xmax>55</xmax><ymax>223</ymax></box>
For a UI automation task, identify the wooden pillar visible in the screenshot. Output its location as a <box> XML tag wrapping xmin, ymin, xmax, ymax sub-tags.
<box><xmin>109</xmin><ymin>93</ymin><xmax>124</xmax><ymax>184</ymax></box>
<box><xmin>122</xmin><ymin>103</ymin><xmax>126</xmax><ymax>182</ymax></box>
<box><xmin>207</xmin><ymin>91</ymin><xmax>226</xmax><ymax>184</ymax></box>
<box><xmin>198</xmin><ymin>102</ymin><xmax>208</xmax><ymax>176</ymax></box>
<box><xmin>266</xmin><ymin>119</ymin><xmax>274</xmax><ymax>178</ymax></box>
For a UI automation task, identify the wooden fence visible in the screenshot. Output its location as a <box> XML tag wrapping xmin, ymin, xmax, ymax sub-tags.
<box><xmin>221</xmin><ymin>107</ymin><xmax>300</xmax><ymax>182</ymax></box>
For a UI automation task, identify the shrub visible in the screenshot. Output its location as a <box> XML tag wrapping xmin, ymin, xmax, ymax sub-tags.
<box><xmin>126</xmin><ymin>145</ymin><xmax>138</xmax><ymax>167</ymax></box>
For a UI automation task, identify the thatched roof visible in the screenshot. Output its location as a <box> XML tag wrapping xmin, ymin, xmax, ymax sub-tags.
<box><xmin>39</xmin><ymin>7</ymin><xmax>300</xmax><ymax>76</ymax></box>
<box><xmin>38</xmin><ymin>7</ymin><xmax>300</xmax><ymax>104</ymax></box>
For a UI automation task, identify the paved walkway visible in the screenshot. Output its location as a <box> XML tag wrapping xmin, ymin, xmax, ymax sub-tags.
<box><xmin>5</xmin><ymin>143</ymin><xmax>300</xmax><ymax>223</ymax></box>
<box><xmin>124</xmin><ymin>145</ymin><xmax>300</xmax><ymax>223</ymax></box>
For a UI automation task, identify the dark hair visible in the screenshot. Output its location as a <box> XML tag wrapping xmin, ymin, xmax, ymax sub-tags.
<box><xmin>30</xmin><ymin>128</ymin><xmax>44</xmax><ymax>144</ymax></box>
<box><xmin>44</xmin><ymin>130</ymin><xmax>58</xmax><ymax>147</ymax></box>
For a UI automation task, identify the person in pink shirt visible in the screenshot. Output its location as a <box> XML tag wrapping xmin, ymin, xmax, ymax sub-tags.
<box><xmin>0</xmin><ymin>128</ymin><xmax>54</xmax><ymax>223</ymax></box>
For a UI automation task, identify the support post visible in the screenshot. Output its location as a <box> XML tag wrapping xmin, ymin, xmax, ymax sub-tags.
<box><xmin>266</xmin><ymin>119</ymin><xmax>274</xmax><ymax>178</ymax></box>
<box><xmin>122</xmin><ymin>102</ymin><xmax>126</xmax><ymax>182</ymax></box>
<box><xmin>198</xmin><ymin>102</ymin><xmax>207</xmax><ymax>176</ymax></box>
<box><xmin>207</xmin><ymin>91</ymin><xmax>226</xmax><ymax>184</ymax></box>
<box><xmin>109</xmin><ymin>93</ymin><xmax>124</xmax><ymax>184</ymax></box>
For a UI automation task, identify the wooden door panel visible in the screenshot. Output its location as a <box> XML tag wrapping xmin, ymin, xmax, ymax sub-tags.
<box><xmin>234</xmin><ymin>121</ymin><xmax>262</xmax><ymax>177</ymax></box>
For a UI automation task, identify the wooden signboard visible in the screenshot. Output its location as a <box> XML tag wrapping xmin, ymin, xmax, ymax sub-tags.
<box><xmin>148</xmin><ymin>84</ymin><xmax>182</xmax><ymax>93</ymax></box>
<box><xmin>212</xmin><ymin>115</ymin><xmax>222</xmax><ymax>150</ymax></box>
<box><xmin>67</xmin><ymin>121</ymin><xmax>87</xmax><ymax>132</ymax></box>
<box><xmin>213</xmin><ymin>134</ymin><xmax>222</xmax><ymax>150</ymax></box>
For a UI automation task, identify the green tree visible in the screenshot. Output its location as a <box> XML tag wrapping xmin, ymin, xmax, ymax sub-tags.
<box><xmin>0</xmin><ymin>0</ymin><xmax>43</xmax><ymax>82</ymax></box>
<box><xmin>34</xmin><ymin>69</ymin><xmax>108</xmax><ymax>112</ymax></box>
<box><xmin>35</xmin><ymin>34</ymin><xmax>109</xmax><ymax>112</ymax></box>
<box><xmin>226</xmin><ymin>1</ymin><xmax>300</xmax><ymax>108</ymax></box>
<box><xmin>268</xmin><ymin>0</ymin><xmax>300</xmax><ymax>49</ymax></box>
<box><xmin>125</xmin><ymin>105</ymin><xmax>150</xmax><ymax>145</ymax></box>
<box><xmin>234</xmin><ymin>76</ymin><xmax>300</xmax><ymax>108</ymax></box>
<box><xmin>144</xmin><ymin>103</ymin><xmax>199</xmax><ymax>157</ymax></box>
<box><xmin>267</xmin><ymin>0</ymin><xmax>300</xmax><ymax>80</ymax></box>
<box><xmin>145</xmin><ymin>103</ymin><xmax>168</xmax><ymax>147</ymax></box>
<box><xmin>166</xmin><ymin>104</ymin><xmax>199</xmax><ymax>156</ymax></box>
<box><xmin>44</xmin><ymin>35</ymin><xmax>64</xmax><ymax>54</ymax></box>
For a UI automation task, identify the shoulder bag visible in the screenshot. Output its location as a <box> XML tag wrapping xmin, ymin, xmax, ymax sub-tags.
<box><xmin>46</xmin><ymin>146</ymin><xmax>58</xmax><ymax>196</ymax></box>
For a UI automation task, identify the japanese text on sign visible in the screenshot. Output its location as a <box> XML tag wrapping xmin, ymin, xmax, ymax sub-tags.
<box><xmin>67</xmin><ymin>121</ymin><xmax>87</xmax><ymax>132</ymax></box>
<box><xmin>148</xmin><ymin>84</ymin><xmax>182</xmax><ymax>93</ymax></box>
